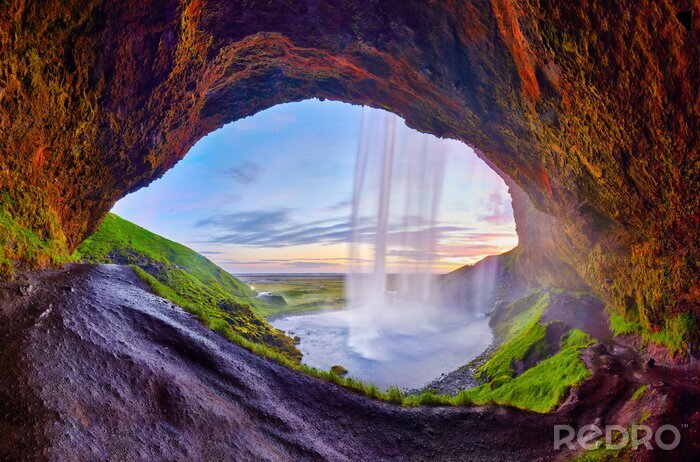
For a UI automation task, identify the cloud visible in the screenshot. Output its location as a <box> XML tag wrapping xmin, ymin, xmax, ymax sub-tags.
<box><xmin>193</xmin><ymin>206</ymin><xmax>517</xmax><ymax>266</ymax></box>
<box><xmin>195</xmin><ymin>209</ymin><xmax>291</xmax><ymax>233</ymax></box>
<box><xmin>206</xmin><ymin>220</ymin><xmax>351</xmax><ymax>247</ymax></box>
<box><xmin>194</xmin><ymin>208</ymin><xmax>344</xmax><ymax>246</ymax></box>
<box><xmin>477</xmin><ymin>191</ymin><xmax>514</xmax><ymax>225</ymax></box>
<box><xmin>224</xmin><ymin>161</ymin><xmax>263</xmax><ymax>184</ymax></box>
<box><xmin>326</xmin><ymin>199</ymin><xmax>352</xmax><ymax>211</ymax></box>
<box><xmin>195</xmin><ymin>207</ymin><xmax>482</xmax><ymax>249</ymax></box>
<box><xmin>217</xmin><ymin>260</ymin><xmax>270</xmax><ymax>265</ymax></box>
<box><xmin>218</xmin><ymin>257</ymin><xmax>367</xmax><ymax>264</ymax></box>
<box><xmin>216</xmin><ymin>259</ymin><xmax>343</xmax><ymax>269</ymax></box>
<box><xmin>257</xmin><ymin>257</ymin><xmax>371</xmax><ymax>263</ymax></box>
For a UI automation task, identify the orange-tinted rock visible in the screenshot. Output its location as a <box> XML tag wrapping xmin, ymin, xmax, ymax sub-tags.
<box><xmin>0</xmin><ymin>1</ymin><xmax>697</xmax><ymax>337</ymax></box>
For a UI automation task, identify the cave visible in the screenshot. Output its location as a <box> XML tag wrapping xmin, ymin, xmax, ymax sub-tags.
<box><xmin>111</xmin><ymin>99</ymin><xmax>520</xmax><ymax>390</ymax></box>
<box><xmin>2</xmin><ymin>0</ymin><xmax>696</xmax><ymax>333</ymax></box>
<box><xmin>0</xmin><ymin>1</ymin><xmax>698</xmax><ymax>460</ymax></box>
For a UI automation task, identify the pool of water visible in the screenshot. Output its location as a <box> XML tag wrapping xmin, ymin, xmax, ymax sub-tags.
<box><xmin>271</xmin><ymin>309</ymin><xmax>492</xmax><ymax>390</ymax></box>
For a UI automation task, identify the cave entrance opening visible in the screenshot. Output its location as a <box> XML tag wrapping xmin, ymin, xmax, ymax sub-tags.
<box><xmin>112</xmin><ymin>99</ymin><xmax>518</xmax><ymax>390</ymax></box>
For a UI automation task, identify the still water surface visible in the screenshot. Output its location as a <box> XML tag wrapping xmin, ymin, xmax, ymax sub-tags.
<box><xmin>272</xmin><ymin>309</ymin><xmax>492</xmax><ymax>390</ymax></box>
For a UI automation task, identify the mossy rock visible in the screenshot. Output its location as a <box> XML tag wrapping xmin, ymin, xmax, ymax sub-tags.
<box><xmin>330</xmin><ymin>365</ymin><xmax>348</xmax><ymax>376</ymax></box>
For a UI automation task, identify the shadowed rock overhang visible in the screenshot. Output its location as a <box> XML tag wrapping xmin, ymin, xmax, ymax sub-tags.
<box><xmin>0</xmin><ymin>0</ymin><xmax>697</xmax><ymax>337</ymax></box>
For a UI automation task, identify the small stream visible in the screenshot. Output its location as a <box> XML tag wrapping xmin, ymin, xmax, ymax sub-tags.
<box><xmin>271</xmin><ymin>309</ymin><xmax>492</xmax><ymax>390</ymax></box>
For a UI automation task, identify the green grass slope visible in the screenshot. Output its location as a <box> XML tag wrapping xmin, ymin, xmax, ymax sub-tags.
<box><xmin>378</xmin><ymin>291</ymin><xmax>594</xmax><ymax>411</ymax></box>
<box><xmin>74</xmin><ymin>215</ymin><xmax>593</xmax><ymax>411</ymax></box>
<box><xmin>462</xmin><ymin>291</ymin><xmax>594</xmax><ymax>412</ymax></box>
<box><xmin>74</xmin><ymin>213</ymin><xmax>300</xmax><ymax>361</ymax></box>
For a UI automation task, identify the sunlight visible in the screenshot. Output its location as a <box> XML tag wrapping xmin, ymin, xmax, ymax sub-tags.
<box><xmin>112</xmin><ymin>99</ymin><xmax>518</xmax><ymax>389</ymax></box>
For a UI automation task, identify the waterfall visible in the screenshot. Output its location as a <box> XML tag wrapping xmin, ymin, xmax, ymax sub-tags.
<box><xmin>346</xmin><ymin>109</ymin><xmax>449</xmax><ymax>360</ymax></box>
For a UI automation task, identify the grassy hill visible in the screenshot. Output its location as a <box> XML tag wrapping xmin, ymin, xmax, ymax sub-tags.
<box><xmin>74</xmin><ymin>213</ymin><xmax>300</xmax><ymax>361</ymax></box>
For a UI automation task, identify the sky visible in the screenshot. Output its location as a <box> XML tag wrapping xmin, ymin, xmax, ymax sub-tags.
<box><xmin>113</xmin><ymin>99</ymin><xmax>517</xmax><ymax>274</ymax></box>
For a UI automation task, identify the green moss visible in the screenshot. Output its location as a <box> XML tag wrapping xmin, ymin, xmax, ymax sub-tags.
<box><xmin>330</xmin><ymin>364</ymin><xmax>348</xmax><ymax>376</ymax></box>
<box><xmin>564</xmin><ymin>404</ymin><xmax>668</xmax><ymax>462</ymax></box>
<box><xmin>631</xmin><ymin>384</ymin><xmax>648</xmax><ymax>401</ymax></box>
<box><xmin>0</xmin><ymin>191</ymin><xmax>69</xmax><ymax>278</ymax></box>
<box><xmin>489</xmin><ymin>329</ymin><xmax>593</xmax><ymax>411</ymax></box>
<box><xmin>478</xmin><ymin>323</ymin><xmax>548</xmax><ymax>380</ymax></box>
<box><xmin>478</xmin><ymin>292</ymin><xmax>549</xmax><ymax>380</ymax></box>
<box><xmin>646</xmin><ymin>313</ymin><xmax>696</xmax><ymax>356</ymax></box>
<box><xmin>608</xmin><ymin>308</ymin><xmax>695</xmax><ymax>356</ymax></box>
<box><xmin>568</xmin><ymin>447</ymin><xmax>629</xmax><ymax>462</ymax></box>
<box><xmin>607</xmin><ymin>308</ymin><xmax>643</xmax><ymax>336</ymax></box>
<box><xmin>459</xmin><ymin>329</ymin><xmax>594</xmax><ymax>413</ymax></box>
<box><xmin>451</xmin><ymin>292</ymin><xmax>594</xmax><ymax>412</ymax></box>
<box><xmin>493</xmin><ymin>291</ymin><xmax>549</xmax><ymax>338</ymax></box>
<box><xmin>501</xmin><ymin>246</ymin><xmax>520</xmax><ymax>271</ymax></box>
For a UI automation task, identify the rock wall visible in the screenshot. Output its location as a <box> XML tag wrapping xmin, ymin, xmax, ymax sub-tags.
<box><xmin>0</xmin><ymin>0</ymin><xmax>697</xmax><ymax>335</ymax></box>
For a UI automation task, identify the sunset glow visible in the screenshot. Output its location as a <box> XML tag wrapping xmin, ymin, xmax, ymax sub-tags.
<box><xmin>113</xmin><ymin>100</ymin><xmax>518</xmax><ymax>274</ymax></box>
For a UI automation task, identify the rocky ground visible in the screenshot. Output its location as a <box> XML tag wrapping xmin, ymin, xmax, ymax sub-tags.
<box><xmin>420</xmin><ymin>336</ymin><xmax>499</xmax><ymax>396</ymax></box>
<box><xmin>0</xmin><ymin>264</ymin><xmax>698</xmax><ymax>461</ymax></box>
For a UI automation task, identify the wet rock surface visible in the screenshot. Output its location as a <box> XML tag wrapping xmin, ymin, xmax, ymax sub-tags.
<box><xmin>0</xmin><ymin>264</ymin><xmax>563</xmax><ymax>461</ymax></box>
<box><xmin>0</xmin><ymin>264</ymin><xmax>698</xmax><ymax>461</ymax></box>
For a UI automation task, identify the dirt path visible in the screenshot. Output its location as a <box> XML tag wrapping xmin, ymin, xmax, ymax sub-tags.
<box><xmin>0</xmin><ymin>265</ymin><xmax>697</xmax><ymax>461</ymax></box>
